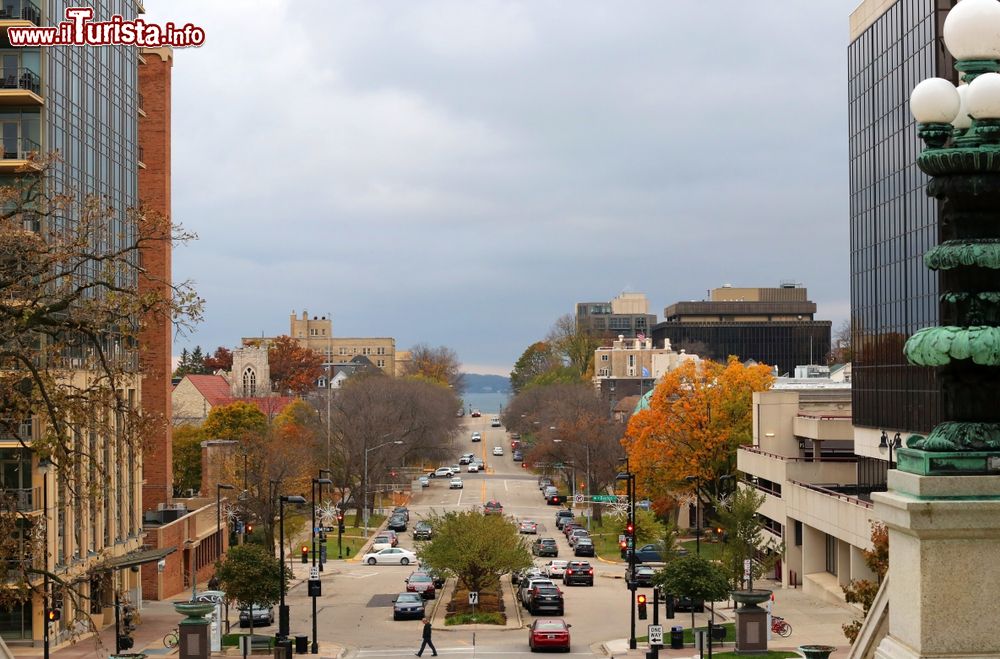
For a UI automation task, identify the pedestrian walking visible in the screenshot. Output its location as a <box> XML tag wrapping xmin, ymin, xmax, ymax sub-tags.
<box><xmin>415</xmin><ymin>617</ymin><xmax>437</xmax><ymax>657</ymax></box>
<box><xmin>207</xmin><ymin>575</ymin><xmax>220</xmax><ymax>590</ymax></box>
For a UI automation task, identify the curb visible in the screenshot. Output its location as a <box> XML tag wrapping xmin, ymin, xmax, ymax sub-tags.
<box><xmin>349</xmin><ymin>518</ymin><xmax>391</xmax><ymax>563</ymax></box>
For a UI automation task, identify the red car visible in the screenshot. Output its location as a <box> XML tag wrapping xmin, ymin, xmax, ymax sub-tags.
<box><xmin>529</xmin><ymin>618</ymin><xmax>571</xmax><ymax>652</ymax></box>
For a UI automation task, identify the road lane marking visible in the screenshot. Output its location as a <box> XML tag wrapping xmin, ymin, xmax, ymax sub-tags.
<box><xmin>504</xmin><ymin>479</ymin><xmax>509</xmax><ymax>492</ymax></box>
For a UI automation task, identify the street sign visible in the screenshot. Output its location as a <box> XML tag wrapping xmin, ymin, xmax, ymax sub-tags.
<box><xmin>309</xmin><ymin>566</ymin><xmax>319</xmax><ymax>580</ymax></box>
<box><xmin>743</xmin><ymin>559</ymin><xmax>752</xmax><ymax>580</ymax></box>
<box><xmin>574</xmin><ymin>493</ymin><xmax>584</xmax><ymax>504</ymax></box>
<box><xmin>468</xmin><ymin>592</ymin><xmax>479</xmax><ymax>605</ymax></box>
<box><xmin>618</xmin><ymin>534</ymin><xmax>626</xmax><ymax>543</ymax></box>
<box><xmin>308</xmin><ymin>579</ymin><xmax>321</xmax><ymax>597</ymax></box>
<box><xmin>592</xmin><ymin>495</ymin><xmax>620</xmax><ymax>502</ymax></box>
<box><xmin>647</xmin><ymin>624</ymin><xmax>664</xmax><ymax>646</ymax></box>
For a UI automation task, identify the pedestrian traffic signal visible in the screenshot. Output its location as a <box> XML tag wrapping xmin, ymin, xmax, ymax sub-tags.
<box><xmin>637</xmin><ymin>594</ymin><xmax>647</xmax><ymax>620</ymax></box>
<box><xmin>301</xmin><ymin>545</ymin><xmax>309</xmax><ymax>563</ymax></box>
<box><xmin>46</xmin><ymin>608</ymin><xmax>60</xmax><ymax>622</ymax></box>
<box><xmin>245</xmin><ymin>523</ymin><xmax>253</xmax><ymax>534</ymax></box>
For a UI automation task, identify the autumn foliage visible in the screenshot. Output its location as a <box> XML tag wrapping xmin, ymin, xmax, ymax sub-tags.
<box><xmin>268</xmin><ymin>335</ymin><xmax>325</xmax><ymax>395</ymax></box>
<box><xmin>622</xmin><ymin>357</ymin><xmax>774</xmax><ymax>503</ymax></box>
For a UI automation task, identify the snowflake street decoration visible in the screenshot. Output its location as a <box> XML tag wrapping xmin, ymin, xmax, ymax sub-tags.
<box><xmin>605</xmin><ymin>498</ymin><xmax>631</xmax><ymax>520</ymax></box>
<box><xmin>223</xmin><ymin>503</ymin><xmax>241</xmax><ymax>523</ymax></box>
<box><xmin>318</xmin><ymin>501</ymin><xmax>340</xmax><ymax>526</ymax></box>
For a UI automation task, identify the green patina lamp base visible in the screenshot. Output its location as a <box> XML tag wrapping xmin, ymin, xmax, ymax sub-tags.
<box><xmin>897</xmin><ymin>447</ymin><xmax>1000</xmax><ymax>476</ymax></box>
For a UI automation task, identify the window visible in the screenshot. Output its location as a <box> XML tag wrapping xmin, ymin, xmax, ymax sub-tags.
<box><xmin>242</xmin><ymin>367</ymin><xmax>256</xmax><ymax>397</ymax></box>
<box><xmin>601</xmin><ymin>354</ymin><xmax>609</xmax><ymax>361</ymax></box>
<box><xmin>339</xmin><ymin>347</ymin><xmax>349</xmax><ymax>356</ymax></box>
<box><xmin>362</xmin><ymin>347</ymin><xmax>372</xmax><ymax>355</ymax></box>
<box><xmin>825</xmin><ymin>534</ymin><xmax>837</xmax><ymax>575</ymax></box>
<box><xmin>794</xmin><ymin>521</ymin><xmax>802</xmax><ymax>547</ymax></box>
<box><xmin>376</xmin><ymin>347</ymin><xmax>386</xmax><ymax>355</ymax></box>
<box><xmin>376</xmin><ymin>359</ymin><xmax>385</xmax><ymax>368</ymax></box>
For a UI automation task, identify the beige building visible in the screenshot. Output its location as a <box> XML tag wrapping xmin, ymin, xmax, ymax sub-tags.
<box><xmin>244</xmin><ymin>310</ymin><xmax>397</xmax><ymax>375</ymax></box>
<box><xmin>737</xmin><ymin>378</ymin><xmax>884</xmax><ymax>608</ymax></box>
<box><xmin>592</xmin><ymin>335</ymin><xmax>700</xmax><ymax>405</ymax></box>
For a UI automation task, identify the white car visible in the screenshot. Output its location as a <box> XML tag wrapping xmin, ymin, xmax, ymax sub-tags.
<box><xmin>471</xmin><ymin>431</ymin><xmax>482</xmax><ymax>442</ymax></box>
<box><xmin>371</xmin><ymin>534</ymin><xmax>394</xmax><ymax>552</ymax></box>
<box><xmin>492</xmin><ymin>446</ymin><xmax>504</xmax><ymax>456</ymax></box>
<box><xmin>433</xmin><ymin>467</ymin><xmax>452</xmax><ymax>478</ymax></box>
<box><xmin>450</xmin><ymin>477</ymin><xmax>464</xmax><ymax>489</ymax></box>
<box><xmin>543</xmin><ymin>560</ymin><xmax>568</xmax><ymax>578</ymax></box>
<box><xmin>459</xmin><ymin>453</ymin><xmax>475</xmax><ymax>465</ymax></box>
<box><xmin>362</xmin><ymin>547</ymin><xmax>418</xmax><ymax>566</ymax></box>
<box><xmin>450</xmin><ymin>464</ymin><xmax>461</xmax><ymax>475</ymax></box>
<box><xmin>467</xmin><ymin>462</ymin><xmax>480</xmax><ymax>473</ymax></box>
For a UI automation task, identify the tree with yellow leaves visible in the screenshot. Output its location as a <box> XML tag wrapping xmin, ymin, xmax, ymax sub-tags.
<box><xmin>622</xmin><ymin>357</ymin><xmax>774</xmax><ymax>506</ymax></box>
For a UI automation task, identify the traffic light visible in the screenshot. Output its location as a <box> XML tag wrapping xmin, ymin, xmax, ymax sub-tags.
<box><xmin>619</xmin><ymin>538</ymin><xmax>628</xmax><ymax>558</ymax></box>
<box><xmin>637</xmin><ymin>594</ymin><xmax>648</xmax><ymax>620</ymax></box>
<box><xmin>337</xmin><ymin>511</ymin><xmax>345</xmax><ymax>533</ymax></box>
<box><xmin>46</xmin><ymin>608</ymin><xmax>60</xmax><ymax>622</ymax></box>
<box><xmin>301</xmin><ymin>545</ymin><xmax>309</xmax><ymax>563</ymax></box>
<box><xmin>626</xmin><ymin>522</ymin><xmax>635</xmax><ymax>536</ymax></box>
<box><xmin>123</xmin><ymin>606</ymin><xmax>135</xmax><ymax>632</ymax></box>
<box><xmin>245</xmin><ymin>523</ymin><xmax>254</xmax><ymax>535</ymax></box>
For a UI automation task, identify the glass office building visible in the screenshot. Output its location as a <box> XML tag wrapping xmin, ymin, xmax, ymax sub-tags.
<box><xmin>848</xmin><ymin>0</ymin><xmax>956</xmax><ymax>433</ymax></box>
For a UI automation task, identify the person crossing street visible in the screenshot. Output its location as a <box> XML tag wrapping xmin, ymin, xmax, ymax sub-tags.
<box><xmin>415</xmin><ymin>617</ymin><xmax>437</xmax><ymax>657</ymax></box>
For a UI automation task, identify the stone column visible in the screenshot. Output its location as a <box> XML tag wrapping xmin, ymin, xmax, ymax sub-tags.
<box><xmin>873</xmin><ymin>471</ymin><xmax>1000</xmax><ymax>659</ymax></box>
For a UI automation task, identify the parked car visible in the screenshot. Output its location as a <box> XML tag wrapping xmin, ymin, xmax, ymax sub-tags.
<box><xmin>413</xmin><ymin>521</ymin><xmax>433</xmax><ymax>540</ymax></box>
<box><xmin>371</xmin><ymin>534</ymin><xmax>394</xmax><ymax>552</ymax></box>
<box><xmin>519</xmin><ymin>520</ymin><xmax>538</xmax><ymax>534</ymax></box>
<box><xmin>238</xmin><ymin>604</ymin><xmax>274</xmax><ymax>628</ymax></box>
<box><xmin>562</xmin><ymin>561</ymin><xmax>594</xmax><ymax>586</ymax></box>
<box><xmin>546</xmin><ymin>493</ymin><xmax>565</xmax><ymax>506</ymax></box>
<box><xmin>573</xmin><ymin>538</ymin><xmax>595</xmax><ymax>557</ymax></box>
<box><xmin>405</xmin><ymin>571</ymin><xmax>436</xmax><ymax>599</ymax></box>
<box><xmin>626</xmin><ymin>564</ymin><xmax>656</xmax><ymax>587</ymax></box>
<box><xmin>418</xmin><ymin>475</ymin><xmax>431</xmax><ymax>487</ymax></box>
<box><xmin>562</xmin><ymin>523</ymin><xmax>582</xmax><ymax>538</ymax></box>
<box><xmin>459</xmin><ymin>453</ymin><xmax>475</xmax><ymax>465</ymax></box>
<box><xmin>392</xmin><ymin>506</ymin><xmax>409</xmax><ymax>521</ymax></box>
<box><xmin>512</xmin><ymin>450</ymin><xmax>524</xmax><ymax>461</ymax></box>
<box><xmin>627</xmin><ymin>543</ymin><xmax>664</xmax><ymax>564</ymax></box>
<box><xmin>673</xmin><ymin>595</ymin><xmax>705</xmax><ymax>613</ymax></box>
<box><xmin>493</xmin><ymin>446</ymin><xmax>504</xmax><ymax>456</ymax></box>
<box><xmin>467</xmin><ymin>462</ymin><xmax>480</xmax><ymax>473</ymax></box>
<box><xmin>433</xmin><ymin>467</ymin><xmax>452</xmax><ymax>478</ymax></box>
<box><xmin>528</xmin><ymin>585</ymin><xmax>564</xmax><ymax>616</ymax></box>
<box><xmin>449</xmin><ymin>477</ymin><xmax>464</xmax><ymax>489</ymax></box>
<box><xmin>484</xmin><ymin>500</ymin><xmax>503</xmax><ymax>515</ymax></box>
<box><xmin>554</xmin><ymin>509</ymin><xmax>574</xmax><ymax>529</ymax></box>
<box><xmin>387</xmin><ymin>515</ymin><xmax>407</xmax><ymax>532</ymax></box>
<box><xmin>511</xmin><ymin>439</ymin><xmax>522</xmax><ymax>451</ymax></box>
<box><xmin>567</xmin><ymin>529</ymin><xmax>590</xmax><ymax>547</ymax></box>
<box><xmin>528</xmin><ymin>618</ymin><xmax>571</xmax><ymax>653</ymax></box>
<box><xmin>393</xmin><ymin>592</ymin><xmax>426</xmax><ymax>621</ymax></box>
<box><xmin>519</xmin><ymin>577</ymin><xmax>556</xmax><ymax>608</ymax></box>
<box><xmin>543</xmin><ymin>485</ymin><xmax>558</xmax><ymax>499</ymax></box>
<box><xmin>510</xmin><ymin>432</ymin><xmax>521</xmax><ymax>440</ymax></box>
<box><xmin>538</xmin><ymin>477</ymin><xmax>553</xmax><ymax>490</ymax></box>
<box><xmin>532</xmin><ymin>537</ymin><xmax>559</xmax><ymax>557</ymax></box>
<box><xmin>512</xmin><ymin>566</ymin><xmax>544</xmax><ymax>585</ymax></box>
<box><xmin>416</xmin><ymin>568</ymin><xmax>446</xmax><ymax>589</ymax></box>
<box><xmin>542</xmin><ymin>560</ymin><xmax>568</xmax><ymax>578</ymax></box>
<box><xmin>362</xmin><ymin>547</ymin><xmax>418</xmax><ymax>566</ymax></box>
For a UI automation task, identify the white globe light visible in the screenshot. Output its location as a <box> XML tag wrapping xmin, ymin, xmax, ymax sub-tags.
<box><xmin>954</xmin><ymin>84</ymin><xmax>973</xmax><ymax>128</ymax></box>
<box><xmin>910</xmin><ymin>78</ymin><xmax>960</xmax><ymax>123</ymax></box>
<box><xmin>966</xmin><ymin>71</ymin><xmax>1000</xmax><ymax>119</ymax></box>
<box><xmin>943</xmin><ymin>0</ymin><xmax>1000</xmax><ymax>61</ymax></box>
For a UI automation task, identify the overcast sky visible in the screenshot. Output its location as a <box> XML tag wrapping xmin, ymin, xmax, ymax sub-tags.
<box><xmin>150</xmin><ymin>1</ymin><xmax>858</xmax><ymax>376</ymax></box>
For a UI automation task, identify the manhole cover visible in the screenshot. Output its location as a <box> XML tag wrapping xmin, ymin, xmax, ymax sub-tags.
<box><xmin>366</xmin><ymin>593</ymin><xmax>398</xmax><ymax>607</ymax></box>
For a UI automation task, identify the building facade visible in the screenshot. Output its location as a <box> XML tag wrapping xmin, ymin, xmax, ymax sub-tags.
<box><xmin>652</xmin><ymin>284</ymin><xmax>832</xmax><ymax>376</ymax></box>
<box><xmin>592</xmin><ymin>336</ymin><xmax>700</xmax><ymax>406</ymax></box>
<box><xmin>0</xmin><ymin>1</ymin><xmax>153</xmax><ymax>647</ymax></box>
<box><xmin>848</xmin><ymin>0</ymin><xmax>955</xmax><ymax>446</ymax></box>
<box><xmin>576</xmin><ymin>292</ymin><xmax>656</xmax><ymax>339</ymax></box>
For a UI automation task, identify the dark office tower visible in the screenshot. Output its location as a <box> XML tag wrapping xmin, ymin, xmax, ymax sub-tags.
<box><xmin>848</xmin><ymin>0</ymin><xmax>956</xmax><ymax>435</ymax></box>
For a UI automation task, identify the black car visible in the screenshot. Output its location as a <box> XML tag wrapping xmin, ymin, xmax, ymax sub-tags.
<box><xmin>626</xmin><ymin>565</ymin><xmax>656</xmax><ymax>587</ymax></box>
<box><xmin>392</xmin><ymin>506</ymin><xmax>410</xmax><ymax>521</ymax></box>
<box><xmin>387</xmin><ymin>515</ymin><xmax>407</xmax><ymax>532</ymax></box>
<box><xmin>555</xmin><ymin>510</ymin><xmax>574</xmax><ymax>529</ymax></box>
<box><xmin>673</xmin><ymin>595</ymin><xmax>705</xmax><ymax>613</ymax></box>
<box><xmin>545</xmin><ymin>492</ymin><xmax>565</xmax><ymax>506</ymax></box>
<box><xmin>528</xmin><ymin>585</ymin><xmax>564</xmax><ymax>615</ymax></box>
<box><xmin>413</xmin><ymin>521</ymin><xmax>433</xmax><ymax>540</ymax></box>
<box><xmin>392</xmin><ymin>592</ymin><xmax>426</xmax><ymax>621</ymax></box>
<box><xmin>532</xmin><ymin>537</ymin><xmax>559</xmax><ymax>557</ymax></box>
<box><xmin>563</xmin><ymin>561</ymin><xmax>594</xmax><ymax>586</ymax></box>
<box><xmin>573</xmin><ymin>538</ymin><xmax>595</xmax><ymax>557</ymax></box>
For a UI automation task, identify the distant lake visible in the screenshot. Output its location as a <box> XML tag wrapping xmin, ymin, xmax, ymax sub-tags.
<box><xmin>462</xmin><ymin>392</ymin><xmax>511</xmax><ymax>414</ymax></box>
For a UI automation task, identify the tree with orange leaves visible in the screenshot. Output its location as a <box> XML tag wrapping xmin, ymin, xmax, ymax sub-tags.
<box><xmin>622</xmin><ymin>356</ymin><xmax>774</xmax><ymax>507</ymax></box>
<box><xmin>268</xmin><ymin>335</ymin><xmax>325</xmax><ymax>395</ymax></box>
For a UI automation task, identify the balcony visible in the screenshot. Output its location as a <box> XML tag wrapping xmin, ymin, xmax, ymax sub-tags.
<box><xmin>0</xmin><ymin>135</ymin><xmax>41</xmax><ymax>172</ymax></box>
<box><xmin>738</xmin><ymin>445</ymin><xmax>858</xmax><ymax>486</ymax></box>
<box><xmin>0</xmin><ymin>0</ymin><xmax>41</xmax><ymax>26</ymax></box>
<box><xmin>793</xmin><ymin>414</ymin><xmax>853</xmax><ymax>441</ymax></box>
<box><xmin>785</xmin><ymin>480</ymin><xmax>874</xmax><ymax>547</ymax></box>
<box><xmin>0</xmin><ymin>67</ymin><xmax>41</xmax><ymax>106</ymax></box>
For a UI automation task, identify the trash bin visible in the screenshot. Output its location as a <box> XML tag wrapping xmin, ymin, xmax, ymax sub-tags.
<box><xmin>294</xmin><ymin>634</ymin><xmax>308</xmax><ymax>654</ymax></box>
<box><xmin>670</xmin><ymin>625</ymin><xmax>684</xmax><ymax>649</ymax></box>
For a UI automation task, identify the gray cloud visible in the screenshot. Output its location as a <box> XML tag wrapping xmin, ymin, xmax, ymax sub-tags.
<box><xmin>150</xmin><ymin>1</ymin><xmax>857</xmax><ymax>374</ymax></box>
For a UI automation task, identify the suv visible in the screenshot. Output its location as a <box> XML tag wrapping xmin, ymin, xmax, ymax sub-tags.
<box><xmin>239</xmin><ymin>604</ymin><xmax>274</xmax><ymax>627</ymax></box>
<box><xmin>484</xmin><ymin>500</ymin><xmax>503</xmax><ymax>515</ymax></box>
<box><xmin>519</xmin><ymin>577</ymin><xmax>555</xmax><ymax>608</ymax></box>
<box><xmin>387</xmin><ymin>515</ymin><xmax>407</xmax><ymax>532</ymax></box>
<box><xmin>413</xmin><ymin>521</ymin><xmax>433</xmax><ymax>540</ymax></box>
<box><xmin>563</xmin><ymin>561</ymin><xmax>594</xmax><ymax>586</ymax></box>
<box><xmin>433</xmin><ymin>467</ymin><xmax>452</xmax><ymax>478</ymax></box>
<box><xmin>567</xmin><ymin>529</ymin><xmax>590</xmax><ymax>547</ymax></box>
<box><xmin>555</xmin><ymin>510</ymin><xmax>574</xmax><ymax>529</ymax></box>
<box><xmin>538</xmin><ymin>477</ymin><xmax>553</xmax><ymax>490</ymax></box>
<box><xmin>459</xmin><ymin>453</ymin><xmax>475</xmax><ymax>465</ymax></box>
<box><xmin>627</xmin><ymin>543</ymin><xmax>665</xmax><ymax>564</ymax></box>
<box><xmin>532</xmin><ymin>537</ymin><xmax>559</xmax><ymax>557</ymax></box>
<box><xmin>574</xmin><ymin>537</ymin><xmax>595</xmax><ymax>557</ymax></box>
<box><xmin>528</xmin><ymin>585</ymin><xmax>564</xmax><ymax>615</ymax></box>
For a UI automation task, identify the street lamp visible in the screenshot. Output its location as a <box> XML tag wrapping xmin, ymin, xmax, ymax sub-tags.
<box><xmin>317</xmin><ymin>468</ymin><xmax>332</xmax><ymax>572</ymax></box>
<box><xmin>38</xmin><ymin>457</ymin><xmax>51</xmax><ymax>659</ymax></box>
<box><xmin>616</xmin><ymin>461</ymin><xmax>637</xmax><ymax>650</ymax></box>
<box><xmin>879</xmin><ymin>430</ymin><xmax>902</xmax><ymax>470</ymax></box>
<box><xmin>310</xmin><ymin>477</ymin><xmax>332</xmax><ymax>654</ymax></box>
<box><xmin>216</xmin><ymin>483</ymin><xmax>234</xmax><ymax>561</ymax></box>
<box><xmin>363</xmin><ymin>439</ymin><xmax>403</xmax><ymax>536</ymax></box>
<box><xmin>277</xmin><ymin>494</ymin><xmax>306</xmax><ymax>640</ymax></box>
<box><xmin>685</xmin><ymin>475</ymin><xmax>703</xmax><ymax>556</ymax></box>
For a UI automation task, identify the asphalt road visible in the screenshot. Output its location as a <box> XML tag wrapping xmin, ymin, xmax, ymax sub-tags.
<box><xmin>283</xmin><ymin>416</ymin><xmax>643</xmax><ymax>657</ymax></box>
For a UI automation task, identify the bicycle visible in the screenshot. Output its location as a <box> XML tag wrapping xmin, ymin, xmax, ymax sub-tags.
<box><xmin>771</xmin><ymin>615</ymin><xmax>792</xmax><ymax>637</ymax></box>
<box><xmin>163</xmin><ymin>627</ymin><xmax>179</xmax><ymax>649</ymax></box>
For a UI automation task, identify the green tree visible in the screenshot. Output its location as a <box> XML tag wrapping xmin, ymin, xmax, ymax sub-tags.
<box><xmin>509</xmin><ymin>341</ymin><xmax>557</xmax><ymax>393</ymax></box>
<box><xmin>172</xmin><ymin>425</ymin><xmax>205</xmax><ymax>495</ymax></box>
<box><xmin>215</xmin><ymin>544</ymin><xmax>288</xmax><ymax>635</ymax></box>
<box><xmin>714</xmin><ymin>487</ymin><xmax>783</xmax><ymax>590</ymax></box>
<box><xmin>633</xmin><ymin>508</ymin><xmax>666</xmax><ymax>546</ymax></box>
<box><xmin>841</xmin><ymin>522</ymin><xmax>889</xmax><ymax>643</ymax></box>
<box><xmin>656</xmin><ymin>554</ymin><xmax>732</xmax><ymax>629</ymax></box>
<box><xmin>202</xmin><ymin>401</ymin><xmax>268</xmax><ymax>440</ymax></box>
<box><xmin>418</xmin><ymin>510</ymin><xmax>532</xmax><ymax>597</ymax></box>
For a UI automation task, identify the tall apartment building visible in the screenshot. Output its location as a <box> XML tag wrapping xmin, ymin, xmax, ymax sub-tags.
<box><xmin>244</xmin><ymin>310</ymin><xmax>397</xmax><ymax>375</ymax></box>
<box><xmin>576</xmin><ymin>292</ymin><xmax>656</xmax><ymax>339</ymax></box>
<box><xmin>848</xmin><ymin>0</ymin><xmax>955</xmax><ymax>456</ymax></box>
<box><xmin>652</xmin><ymin>284</ymin><xmax>832</xmax><ymax>376</ymax></box>
<box><xmin>0</xmin><ymin>1</ymin><xmax>161</xmax><ymax>648</ymax></box>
